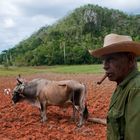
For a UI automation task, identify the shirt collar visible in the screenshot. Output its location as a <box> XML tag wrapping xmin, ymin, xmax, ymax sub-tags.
<box><xmin>119</xmin><ymin>68</ymin><xmax>139</xmax><ymax>88</ymax></box>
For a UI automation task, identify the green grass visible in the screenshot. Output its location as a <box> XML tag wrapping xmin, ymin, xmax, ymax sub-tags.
<box><xmin>1</xmin><ymin>63</ymin><xmax>140</xmax><ymax>76</ymax></box>
<box><xmin>45</xmin><ymin>65</ymin><xmax>104</xmax><ymax>73</ymax></box>
<box><xmin>0</xmin><ymin>64</ymin><xmax>104</xmax><ymax>76</ymax></box>
<box><xmin>0</xmin><ymin>66</ymin><xmax>47</xmax><ymax>76</ymax></box>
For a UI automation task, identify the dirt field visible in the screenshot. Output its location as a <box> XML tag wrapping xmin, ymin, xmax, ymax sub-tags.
<box><xmin>0</xmin><ymin>73</ymin><xmax>116</xmax><ymax>140</ymax></box>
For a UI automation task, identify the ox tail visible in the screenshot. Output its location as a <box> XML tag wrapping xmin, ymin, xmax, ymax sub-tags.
<box><xmin>83</xmin><ymin>104</ymin><xmax>89</xmax><ymax>120</ymax></box>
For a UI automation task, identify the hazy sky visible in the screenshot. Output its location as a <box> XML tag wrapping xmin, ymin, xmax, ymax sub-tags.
<box><xmin>0</xmin><ymin>0</ymin><xmax>140</xmax><ymax>53</ymax></box>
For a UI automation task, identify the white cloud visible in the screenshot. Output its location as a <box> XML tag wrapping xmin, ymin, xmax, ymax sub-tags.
<box><xmin>3</xmin><ymin>18</ymin><xmax>16</xmax><ymax>29</ymax></box>
<box><xmin>0</xmin><ymin>1</ymin><xmax>21</xmax><ymax>17</ymax></box>
<box><xmin>96</xmin><ymin>0</ymin><xmax>140</xmax><ymax>13</ymax></box>
<box><xmin>31</xmin><ymin>15</ymin><xmax>58</xmax><ymax>26</ymax></box>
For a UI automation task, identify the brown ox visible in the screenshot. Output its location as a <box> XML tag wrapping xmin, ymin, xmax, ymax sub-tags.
<box><xmin>12</xmin><ymin>77</ymin><xmax>88</xmax><ymax>127</ymax></box>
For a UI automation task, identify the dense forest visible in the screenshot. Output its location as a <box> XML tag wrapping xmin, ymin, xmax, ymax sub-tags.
<box><xmin>0</xmin><ymin>4</ymin><xmax>140</xmax><ymax>66</ymax></box>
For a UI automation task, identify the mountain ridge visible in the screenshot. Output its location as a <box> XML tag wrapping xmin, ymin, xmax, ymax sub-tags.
<box><xmin>0</xmin><ymin>4</ymin><xmax>140</xmax><ymax>66</ymax></box>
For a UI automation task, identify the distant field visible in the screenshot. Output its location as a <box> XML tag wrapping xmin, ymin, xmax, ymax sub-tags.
<box><xmin>0</xmin><ymin>64</ymin><xmax>104</xmax><ymax>76</ymax></box>
<box><xmin>0</xmin><ymin>63</ymin><xmax>140</xmax><ymax>76</ymax></box>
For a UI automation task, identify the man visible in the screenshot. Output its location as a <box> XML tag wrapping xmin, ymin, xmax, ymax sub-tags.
<box><xmin>89</xmin><ymin>33</ymin><xmax>140</xmax><ymax>140</ymax></box>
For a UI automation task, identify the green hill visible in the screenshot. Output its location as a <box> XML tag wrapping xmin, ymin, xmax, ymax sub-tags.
<box><xmin>0</xmin><ymin>4</ymin><xmax>140</xmax><ymax>66</ymax></box>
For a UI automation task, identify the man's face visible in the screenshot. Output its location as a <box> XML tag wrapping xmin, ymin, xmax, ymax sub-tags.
<box><xmin>102</xmin><ymin>52</ymin><xmax>131</xmax><ymax>84</ymax></box>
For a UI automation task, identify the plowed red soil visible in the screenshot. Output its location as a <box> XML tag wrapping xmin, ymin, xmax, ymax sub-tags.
<box><xmin>0</xmin><ymin>73</ymin><xmax>116</xmax><ymax>140</ymax></box>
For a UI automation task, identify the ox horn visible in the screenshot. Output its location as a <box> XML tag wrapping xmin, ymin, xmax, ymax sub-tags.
<box><xmin>97</xmin><ymin>74</ymin><xmax>107</xmax><ymax>85</ymax></box>
<box><xmin>16</xmin><ymin>74</ymin><xmax>22</xmax><ymax>84</ymax></box>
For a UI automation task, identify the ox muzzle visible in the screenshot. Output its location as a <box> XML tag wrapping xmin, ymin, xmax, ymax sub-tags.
<box><xmin>12</xmin><ymin>91</ymin><xmax>23</xmax><ymax>104</ymax></box>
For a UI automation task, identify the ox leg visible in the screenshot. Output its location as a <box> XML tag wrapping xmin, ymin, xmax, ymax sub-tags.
<box><xmin>78</xmin><ymin>105</ymin><xmax>88</xmax><ymax>127</ymax></box>
<box><xmin>78</xmin><ymin>110</ymin><xmax>84</xmax><ymax>127</ymax></box>
<box><xmin>71</xmin><ymin>104</ymin><xmax>77</xmax><ymax>122</ymax></box>
<box><xmin>78</xmin><ymin>104</ymin><xmax>86</xmax><ymax>127</ymax></box>
<box><xmin>77</xmin><ymin>108</ymin><xmax>84</xmax><ymax>127</ymax></box>
<box><xmin>40</xmin><ymin>101</ymin><xmax>47</xmax><ymax>122</ymax></box>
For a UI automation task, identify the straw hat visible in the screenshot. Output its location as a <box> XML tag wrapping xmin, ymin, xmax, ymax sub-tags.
<box><xmin>89</xmin><ymin>33</ymin><xmax>140</xmax><ymax>58</ymax></box>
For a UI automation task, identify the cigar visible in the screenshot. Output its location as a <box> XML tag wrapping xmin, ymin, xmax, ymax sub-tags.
<box><xmin>97</xmin><ymin>74</ymin><xmax>107</xmax><ymax>85</ymax></box>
